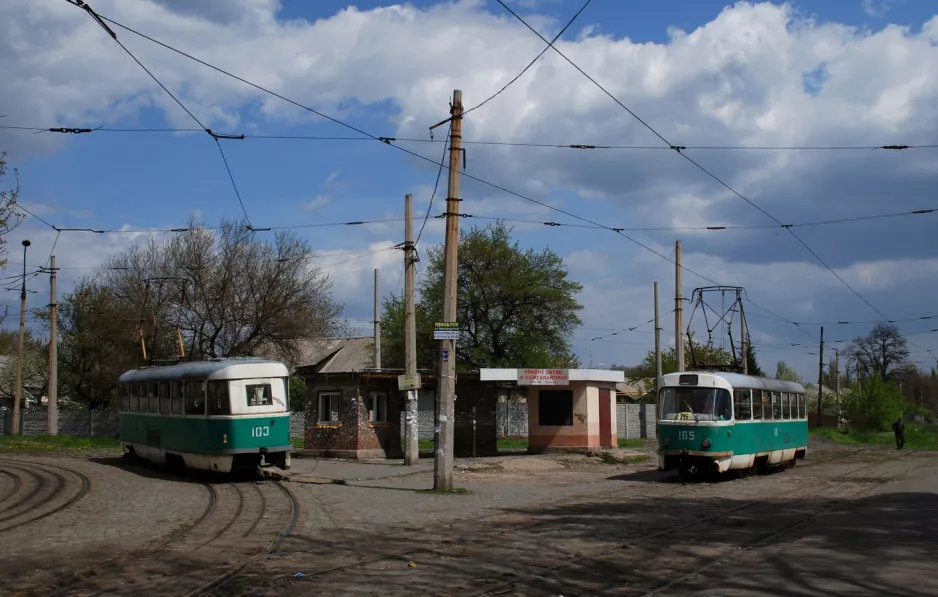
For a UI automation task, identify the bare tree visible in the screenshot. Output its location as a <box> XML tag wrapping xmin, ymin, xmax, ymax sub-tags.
<box><xmin>846</xmin><ymin>323</ymin><xmax>910</xmax><ymax>383</ymax></box>
<box><xmin>0</xmin><ymin>151</ymin><xmax>25</xmax><ymax>273</ymax></box>
<box><xmin>101</xmin><ymin>218</ymin><xmax>346</xmax><ymax>363</ymax></box>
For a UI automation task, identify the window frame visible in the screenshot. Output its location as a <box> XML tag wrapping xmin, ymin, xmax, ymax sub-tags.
<box><xmin>245</xmin><ymin>383</ymin><xmax>274</xmax><ymax>407</ymax></box>
<box><xmin>207</xmin><ymin>380</ymin><xmax>231</xmax><ymax>416</ymax></box>
<box><xmin>733</xmin><ymin>388</ymin><xmax>752</xmax><ymax>421</ymax></box>
<box><xmin>318</xmin><ymin>391</ymin><xmax>340</xmax><ymax>423</ymax></box>
<box><xmin>369</xmin><ymin>391</ymin><xmax>388</xmax><ymax>423</ymax></box>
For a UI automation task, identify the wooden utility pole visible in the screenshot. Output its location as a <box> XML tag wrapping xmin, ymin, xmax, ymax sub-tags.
<box><xmin>48</xmin><ymin>255</ymin><xmax>58</xmax><ymax>436</ymax></box>
<box><xmin>373</xmin><ymin>268</ymin><xmax>381</xmax><ymax>369</ymax></box>
<box><xmin>674</xmin><ymin>240</ymin><xmax>684</xmax><ymax>372</ymax></box>
<box><xmin>403</xmin><ymin>193</ymin><xmax>420</xmax><ymax>465</ymax></box>
<box><xmin>434</xmin><ymin>89</ymin><xmax>463</xmax><ymax>491</ymax></box>
<box><xmin>12</xmin><ymin>239</ymin><xmax>30</xmax><ymax>436</ymax></box>
<box><xmin>816</xmin><ymin>326</ymin><xmax>824</xmax><ymax>424</ymax></box>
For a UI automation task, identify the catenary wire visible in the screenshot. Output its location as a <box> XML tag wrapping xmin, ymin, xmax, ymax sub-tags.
<box><xmin>53</xmin><ymin>2</ymin><xmax>900</xmax><ymax>351</ymax></box>
<box><xmin>5</xmin><ymin>125</ymin><xmax>936</xmax><ymax>152</ymax></box>
<box><xmin>463</xmin><ymin>0</ymin><xmax>592</xmax><ymax>115</ymax></box>
<box><xmin>494</xmin><ymin>0</ymin><xmax>931</xmax><ymax>358</ymax></box>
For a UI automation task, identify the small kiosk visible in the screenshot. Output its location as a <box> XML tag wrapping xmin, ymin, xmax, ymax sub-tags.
<box><xmin>480</xmin><ymin>368</ymin><xmax>625</xmax><ymax>452</ymax></box>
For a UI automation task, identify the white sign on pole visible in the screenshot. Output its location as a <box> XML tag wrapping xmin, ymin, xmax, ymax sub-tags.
<box><xmin>517</xmin><ymin>369</ymin><xmax>569</xmax><ymax>386</ymax></box>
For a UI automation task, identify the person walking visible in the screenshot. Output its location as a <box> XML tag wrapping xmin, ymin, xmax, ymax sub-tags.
<box><xmin>892</xmin><ymin>417</ymin><xmax>906</xmax><ymax>450</ymax></box>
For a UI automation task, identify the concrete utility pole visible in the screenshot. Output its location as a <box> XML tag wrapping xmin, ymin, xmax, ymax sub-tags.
<box><xmin>674</xmin><ymin>240</ymin><xmax>684</xmax><ymax>372</ymax></box>
<box><xmin>739</xmin><ymin>289</ymin><xmax>749</xmax><ymax>376</ymax></box>
<box><xmin>48</xmin><ymin>255</ymin><xmax>58</xmax><ymax>436</ymax></box>
<box><xmin>654</xmin><ymin>281</ymin><xmax>662</xmax><ymax>392</ymax></box>
<box><xmin>816</xmin><ymin>326</ymin><xmax>824</xmax><ymax>424</ymax></box>
<box><xmin>12</xmin><ymin>239</ymin><xmax>31</xmax><ymax>436</ymax></box>
<box><xmin>373</xmin><ymin>268</ymin><xmax>381</xmax><ymax>370</ymax></box>
<box><xmin>434</xmin><ymin>89</ymin><xmax>463</xmax><ymax>491</ymax></box>
<box><xmin>403</xmin><ymin>193</ymin><xmax>420</xmax><ymax>466</ymax></box>
<box><xmin>834</xmin><ymin>348</ymin><xmax>840</xmax><ymax>407</ymax></box>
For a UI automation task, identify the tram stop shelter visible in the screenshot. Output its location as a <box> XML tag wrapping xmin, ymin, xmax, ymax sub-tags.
<box><xmin>480</xmin><ymin>368</ymin><xmax>625</xmax><ymax>452</ymax></box>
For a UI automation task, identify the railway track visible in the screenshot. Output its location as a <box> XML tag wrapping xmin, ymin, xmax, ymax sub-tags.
<box><xmin>231</xmin><ymin>449</ymin><xmax>920</xmax><ymax>596</ymax></box>
<box><xmin>42</xmin><ymin>478</ymin><xmax>298</xmax><ymax>597</ymax></box>
<box><xmin>0</xmin><ymin>458</ymin><xmax>92</xmax><ymax>535</ymax></box>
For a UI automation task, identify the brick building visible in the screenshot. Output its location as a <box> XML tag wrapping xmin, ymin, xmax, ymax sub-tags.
<box><xmin>292</xmin><ymin>336</ymin><xmax>505</xmax><ymax>459</ymax></box>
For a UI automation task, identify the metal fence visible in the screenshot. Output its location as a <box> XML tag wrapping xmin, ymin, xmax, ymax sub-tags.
<box><xmin>1</xmin><ymin>402</ymin><xmax>657</xmax><ymax>440</ymax></box>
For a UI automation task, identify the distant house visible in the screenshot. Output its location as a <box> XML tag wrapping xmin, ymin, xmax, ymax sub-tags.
<box><xmin>615</xmin><ymin>381</ymin><xmax>647</xmax><ymax>402</ymax></box>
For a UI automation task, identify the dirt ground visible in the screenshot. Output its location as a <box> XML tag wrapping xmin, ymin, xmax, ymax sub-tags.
<box><xmin>2</xmin><ymin>438</ymin><xmax>935</xmax><ymax>596</ymax></box>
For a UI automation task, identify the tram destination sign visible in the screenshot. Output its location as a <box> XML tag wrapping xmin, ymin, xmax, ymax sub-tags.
<box><xmin>517</xmin><ymin>369</ymin><xmax>569</xmax><ymax>386</ymax></box>
<box><xmin>433</xmin><ymin>322</ymin><xmax>461</xmax><ymax>340</ymax></box>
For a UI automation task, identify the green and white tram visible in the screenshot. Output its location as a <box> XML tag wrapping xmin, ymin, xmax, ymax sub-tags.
<box><xmin>657</xmin><ymin>371</ymin><xmax>808</xmax><ymax>478</ymax></box>
<box><xmin>117</xmin><ymin>357</ymin><xmax>292</xmax><ymax>474</ymax></box>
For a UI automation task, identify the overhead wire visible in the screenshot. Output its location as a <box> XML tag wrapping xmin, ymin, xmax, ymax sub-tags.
<box><xmin>65</xmin><ymin>0</ymin><xmax>252</xmax><ymax>225</ymax></box>
<box><xmin>5</xmin><ymin>125</ymin><xmax>936</xmax><ymax>152</ymax></box>
<box><xmin>494</xmin><ymin>0</ymin><xmax>932</xmax><ymax>359</ymax></box>
<box><xmin>463</xmin><ymin>0</ymin><xmax>592</xmax><ymax>116</ymax></box>
<box><xmin>49</xmin><ymin>2</ymin><xmax>936</xmax><ymax>361</ymax></box>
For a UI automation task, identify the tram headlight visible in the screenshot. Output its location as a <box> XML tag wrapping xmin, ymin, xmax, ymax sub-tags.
<box><xmin>701</xmin><ymin>438</ymin><xmax>711</xmax><ymax>449</ymax></box>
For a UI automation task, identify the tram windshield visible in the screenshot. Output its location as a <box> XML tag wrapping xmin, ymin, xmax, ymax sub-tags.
<box><xmin>659</xmin><ymin>387</ymin><xmax>732</xmax><ymax>421</ymax></box>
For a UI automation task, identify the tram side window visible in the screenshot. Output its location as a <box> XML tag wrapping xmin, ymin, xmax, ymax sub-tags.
<box><xmin>185</xmin><ymin>380</ymin><xmax>206</xmax><ymax>415</ymax></box>
<box><xmin>246</xmin><ymin>383</ymin><xmax>273</xmax><ymax>407</ymax></box>
<box><xmin>752</xmin><ymin>391</ymin><xmax>764</xmax><ymax>419</ymax></box>
<box><xmin>171</xmin><ymin>381</ymin><xmax>184</xmax><ymax>415</ymax></box>
<box><xmin>119</xmin><ymin>384</ymin><xmax>130</xmax><ymax>412</ymax></box>
<box><xmin>798</xmin><ymin>394</ymin><xmax>806</xmax><ymax>419</ymax></box>
<box><xmin>208</xmin><ymin>381</ymin><xmax>231</xmax><ymax>416</ymax></box>
<box><xmin>769</xmin><ymin>392</ymin><xmax>779</xmax><ymax>419</ymax></box>
<box><xmin>147</xmin><ymin>382</ymin><xmax>159</xmax><ymax>414</ymax></box>
<box><xmin>781</xmin><ymin>393</ymin><xmax>790</xmax><ymax>420</ymax></box>
<box><xmin>733</xmin><ymin>389</ymin><xmax>752</xmax><ymax>420</ymax></box>
<box><xmin>138</xmin><ymin>383</ymin><xmax>148</xmax><ymax>412</ymax></box>
<box><xmin>159</xmin><ymin>381</ymin><xmax>171</xmax><ymax>414</ymax></box>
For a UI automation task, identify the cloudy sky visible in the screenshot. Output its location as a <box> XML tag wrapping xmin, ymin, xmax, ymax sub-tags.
<box><xmin>1</xmin><ymin>0</ymin><xmax>936</xmax><ymax>381</ymax></box>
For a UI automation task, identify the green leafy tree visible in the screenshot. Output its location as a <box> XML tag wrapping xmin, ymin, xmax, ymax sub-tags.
<box><xmin>775</xmin><ymin>360</ymin><xmax>804</xmax><ymax>384</ymax></box>
<box><xmin>288</xmin><ymin>375</ymin><xmax>307</xmax><ymax>413</ymax></box>
<box><xmin>842</xmin><ymin>375</ymin><xmax>905</xmax><ymax>431</ymax></box>
<box><xmin>0</xmin><ymin>329</ymin><xmax>48</xmax><ymax>407</ymax></box>
<box><xmin>627</xmin><ymin>340</ymin><xmax>734</xmax><ymax>393</ymax></box>
<box><xmin>35</xmin><ymin>279</ymin><xmax>141</xmax><ymax>408</ymax></box>
<box><xmin>746</xmin><ymin>344</ymin><xmax>764</xmax><ymax>377</ymax></box>
<box><xmin>381</xmin><ymin>222</ymin><xmax>583</xmax><ymax>371</ymax></box>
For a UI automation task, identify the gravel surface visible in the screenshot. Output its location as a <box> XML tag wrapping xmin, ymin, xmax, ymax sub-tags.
<box><xmin>1</xmin><ymin>439</ymin><xmax>923</xmax><ymax>597</ymax></box>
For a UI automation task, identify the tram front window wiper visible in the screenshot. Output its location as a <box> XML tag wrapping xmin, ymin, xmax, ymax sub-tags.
<box><xmin>684</xmin><ymin>400</ymin><xmax>699</xmax><ymax>423</ymax></box>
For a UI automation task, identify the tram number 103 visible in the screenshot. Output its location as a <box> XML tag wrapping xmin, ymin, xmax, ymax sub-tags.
<box><xmin>250</xmin><ymin>425</ymin><xmax>271</xmax><ymax>438</ymax></box>
<box><xmin>678</xmin><ymin>430</ymin><xmax>695</xmax><ymax>440</ymax></box>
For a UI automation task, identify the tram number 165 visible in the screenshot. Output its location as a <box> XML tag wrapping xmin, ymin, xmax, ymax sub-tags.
<box><xmin>251</xmin><ymin>425</ymin><xmax>270</xmax><ymax>438</ymax></box>
<box><xmin>678</xmin><ymin>430</ymin><xmax>695</xmax><ymax>440</ymax></box>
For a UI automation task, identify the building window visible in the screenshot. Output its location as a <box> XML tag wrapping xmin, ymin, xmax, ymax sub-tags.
<box><xmin>246</xmin><ymin>383</ymin><xmax>273</xmax><ymax>407</ymax></box>
<box><xmin>538</xmin><ymin>390</ymin><xmax>573</xmax><ymax>426</ymax></box>
<box><xmin>319</xmin><ymin>392</ymin><xmax>340</xmax><ymax>423</ymax></box>
<box><xmin>370</xmin><ymin>391</ymin><xmax>387</xmax><ymax>423</ymax></box>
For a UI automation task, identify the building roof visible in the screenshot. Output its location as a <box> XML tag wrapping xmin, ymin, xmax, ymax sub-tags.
<box><xmin>616</xmin><ymin>381</ymin><xmax>646</xmax><ymax>396</ymax></box>
<box><xmin>293</xmin><ymin>337</ymin><xmax>376</xmax><ymax>373</ymax></box>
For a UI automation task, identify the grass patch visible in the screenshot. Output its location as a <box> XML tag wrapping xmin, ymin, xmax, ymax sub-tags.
<box><xmin>617</xmin><ymin>438</ymin><xmax>645</xmax><ymax>449</ymax></box>
<box><xmin>290</xmin><ymin>438</ymin><xmax>306</xmax><ymax>450</ymax></box>
<box><xmin>0</xmin><ymin>435</ymin><xmax>121</xmax><ymax>452</ymax></box>
<box><xmin>497</xmin><ymin>438</ymin><xmax>528</xmax><ymax>451</ymax></box>
<box><xmin>813</xmin><ymin>425</ymin><xmax>938</xmax><ymax>450</ymax></box>
<box><xmin>417</xmin><ymin>486</ymin><xmax>471</xmax><ymax>495</ymax></box>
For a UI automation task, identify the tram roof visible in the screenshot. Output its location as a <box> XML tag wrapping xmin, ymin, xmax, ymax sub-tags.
<box><xmin>118</xmin><ymin>357</ymin><xmax>288</xmax><ymax>383</ymax></box>
<box><xmin>661</xmin><ymin>370</ymin><xmax>806</xmax><ymax>393</ymax></box>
